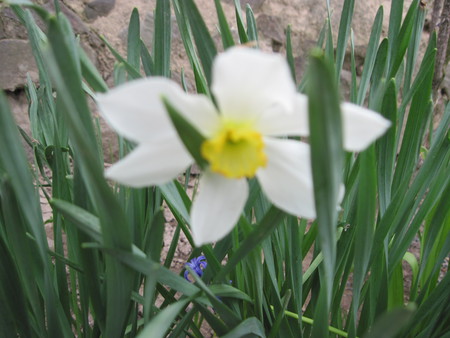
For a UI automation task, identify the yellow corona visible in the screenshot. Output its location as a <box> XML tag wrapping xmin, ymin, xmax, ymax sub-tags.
<box><xmin>201</xmin><ymin>119</ymin><xmax>267</xmax><ymax>179</ymax></box>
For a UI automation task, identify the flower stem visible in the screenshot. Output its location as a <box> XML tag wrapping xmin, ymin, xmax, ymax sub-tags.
<box><xmin>269</xmin><ymin>306</ymin><xmax>351</xmax><ymax>337</ymax></box>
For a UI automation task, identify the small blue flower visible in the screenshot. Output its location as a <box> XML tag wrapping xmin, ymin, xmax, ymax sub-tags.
<box><xmin>184</xmin><ymin>255</ymin><xmax>207</xmax><ymax>281</ymax></box>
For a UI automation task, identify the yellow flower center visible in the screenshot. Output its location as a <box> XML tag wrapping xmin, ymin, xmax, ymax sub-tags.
<box><xmin>201</xmin><ymin>120</ymin><xmax>267</xmax><ymax>178</ymax></box>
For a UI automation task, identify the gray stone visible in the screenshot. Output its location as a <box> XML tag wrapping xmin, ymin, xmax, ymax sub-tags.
<box><xmin>223</xmin><ymin>0</ymin><xmax>266</xmax><ymax>11</ymax></box>
<box><xmin>43</xmin><ymin>2</ymin><xmax>89</xmax><ymax>34</ymax></box>
<box><xmin>256</xmin><ymin>14</ymin><xmax>284</xmax><ymax>49</ymax></box>
<box><xmin>84</xmin><ymin>0</ymin><xmax>117</xmax><ymax>21</ymax></box>
<box><xmin>0</xmin><ymin>8</ymin><xmax>29</xmax><ymax>40</ymax></box>
<box><xmin>0</xmin><ymin>39</ymin><xmax>38</xmax><ymax>91</ymax></box>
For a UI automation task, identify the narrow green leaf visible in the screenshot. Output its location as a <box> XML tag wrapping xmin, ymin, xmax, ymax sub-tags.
<box><xmin>80</xmin><ymin>46</ymin><xmax>108</xmax><ymax>92</ymax></box>
<box><xmin>372</xmin><ymin>105</ymin><xmax>450</xmax><ymax>264</ymax></box>
<box><xmin>403</xmin><ymin>2</ymin><xmax>426</xmax><ymax>92</ymax></box>
<box><xmin>286</xmin><ymin>25</ymin><xmax>297</xmax><ymax>83</ymax></box>
<box><xmin>350</xmin><ymin>145</ymin><xmax>377</xmax><ymax>336</ymax></box>
<box><xmin>420</xmin><ymin>179</ymin><xmax>450</xmax><ymax>288</ymax></box>
<box><xmin>160</xmin><ymin>180</ymin><xmax>191</xmax><ymax>223</ymax></box>
<box><xmin>387</xmin><ymin>0</ymin><xmax>404</xmax><ymax>70</ymax></box>
<box><xmin>403</xmin><ymin>251</ymin><xmax>419</xmax><ymax>286</ymax></box>
<box><xmin>268</xmin><ymin>290</ymin><xmax>291</xmax><ymax>338</ymax></box>
<box><xmin>246</xmin><ymin>5</ymin><xmax>258</xmax><ymax>43</ymax></box>
<box><xmin>0</xmin><ymin>90</ymin><xmax>48</xmax><ymax>268</ymax></box>
<box><xmin>162</xmin><ymin>97</ymin><xmax>208</xmax><ymax>168</ymax></box>
<box><xmin>138</xmin><ymin>298</ymin><xmax>191</xmax><ymax>338</ymax></box>
<box><xmin>46</xmin><ymin>15</ymin><xmax>134</xmax><ymax>337</ymax></box>
<box><xmin>363</xmin><ymin>305</ymin><xmax>415</xmax><ymax>338</ymax></box>
<box><xmin>187</xmin><ymin>266</ymin><xmax>240</xmax><ymax>328</ymax></box>
<box><xmin>376</xmin><ymin>79</ymin><xmax>397</xmax><ymax>215</ymax></box>
<box><xmin>388</xmin><ymin>0</ymin><xmax>419</xmax><ymax>78</ymax></box>
<box><xmin>369</xmin><ymin>38</ymin><xmax>388</xmax><ymax>100</ymax></box>
<box><xmin>392</xmin><ymin>71</ymin><xmax>434</xmax><ymax>193</ymax></box>
<box><xmin>101</xmin><ymin>35</ymin><xmax>142</xmax><ymax>79</ymax></box>
<box><xmin>154</xmin><ymin>0</ymin><xmax>171</xmax><ymax>77</ymax></box>
<box><xmin>221</xmin><ymin>318</ymin><xmax>266</xmax><ymax>338</ymax></box>
<box><xmin>214</xmin><ymin>206</ymin><xmax>284</xmax><ymax>282</ymax></box>
<box><xmin>6</xmin><ymin>0</ymin><xmax>33</xmax><ymax>4</ymax></box>
<box><xmin>172</xmin><ymin>0</ymin><xmax>210</xmax><ymax>96</ymax></box>
<box><xmin>307</xmin><ymin>49</ymin><xmax>343</xmax><ymax>305</ymax></box>
<box><xmin>214</xmin><ymin>0</ymin><xmax>235</xmax><ymax>49</ymax></box>
<box><xmin>388</xmin><ymin>163</ymin><xmax>448</xmax><ymax>270</ymax></box>
<box><xmin>335</xmin><ymin>0</ymin><xmax>355</xmax><ymax>81</ymax></box>
<box><xmin>398</xmin><ymin>32</ymin><xmax>436</xmax><ymax>128</ymax></box>
<box><xmin>234</xmin><ymin>0</ymin><xmax>249</xmax><ymax>43</ymax></box>
<box><xmin>127</xmin><ymin>8</ymin><xmax>141</xmax><ymax>71</ymax></box>
<box><xmin>140</xmin><ymin>39</ymin><xmax>155</xmax><ymax>76</ymax></box>
<box><xmin>357</xmin><ymin>6</ymin><xmax>383</xmax><ymax>105</ymax></box>
<box><xmin>180</xmin><ymin>0</ymin><xmax>217</xmax><ymax>84</ymax></box>
<box><xmin>350</xmin><ymin>29</ymin><xmax>357</xmax><ymax>102</ymax></box>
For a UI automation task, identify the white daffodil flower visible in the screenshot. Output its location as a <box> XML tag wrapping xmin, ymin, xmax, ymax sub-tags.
<box><xmin>97</xmin><ymin>47</ymin><xmax>390</xmax><ymax>246</ymax></box>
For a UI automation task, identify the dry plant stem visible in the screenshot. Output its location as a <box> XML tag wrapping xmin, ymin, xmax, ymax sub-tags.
<box><xmin>432</xmin><ymin>0</ymin><xmax>450</xmax><ymax>96</ymax></box>
<box><xmin>430</xmin><ymin>0</ymin><xmax>444</xmax><ymax>34</ymax></box>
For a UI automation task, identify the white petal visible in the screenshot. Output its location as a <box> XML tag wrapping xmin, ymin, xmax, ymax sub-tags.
<box><xmin>96</xmin><ymin>77</ymin><xmax>219</xmax><ymax>143</ymax></box>
<box><xmin>341</xmin><ymin>102</ymin><xmax>391</xmax><ymax>152</ymax></box>
<box><xmin>105</xmin><ymin>138</ymin><xmax>192</xmax><ymax>187</ymax></box>
<box><xmin>211</xmin><ymin>47</ymin><xmax>297</xmax><ymax>121</ymax></box>
<box><xmin>191</xmin><ymin>172</ymin><xmax>248</xmax><ymax>246</ymax></box>
<box><xmin>282</xmin><ymin>96</ymin><xmax>391</xmax><ymax>151</ymax></box>
<box><xmin>257</xmin><ymin>93</ymin><xmax>309</xmax><ymax>137</ymax></box>
<box><xmin>256</xmin><ymin>138</ymin><xmax>316</xmax><ymax>218</ymax></box>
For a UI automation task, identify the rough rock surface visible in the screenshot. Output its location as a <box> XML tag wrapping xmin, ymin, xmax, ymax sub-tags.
<box><xmin>84</xmin><ymin>0</ymin><xmax>117</xmax><ymax>21</ymax></box>
<box><xmin>0</xmin><ymin>0</ymin><xmax>426</xmax><ymax>92</ymax></box>
<box><xmin>0</xmin><ymin>39</ymin><xmax>38</xmax><ymax>90</ymax></box>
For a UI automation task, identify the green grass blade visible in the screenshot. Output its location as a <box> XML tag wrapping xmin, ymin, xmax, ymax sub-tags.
<box><xmin>234</xmin><ymin>0</ymin><xmax>249</xmax><ymax>43</ymax></box>
<box><xmin>387</xmin><ymin>0</ymin><xmax>419</xmax><ymax>78</ymax></box>
<box><xmin>307</xmin><ymin>49</ymin><xmax>344</xmax><ymax>336</ymax></box>
<box><xmin>392</xmin><ymin>63</ymin><xmax>434</xmax><ymax>193</ymax></box>
<box><xmin>369</xmin><ymin>38</ymin><xmax>388</xmax><ymax>101</ymax></box>
<box><xmin>307</xmin><ymin>48</ymin><xmax>343</xmax><ymax>305</ymax></box>
<box><xmin>214</xmin><ymin>207</ymin><xmax>284</xmax><ymax>282</ymax></box>
<box><xmin>101</xmin><ymin>35</ymin><xmax>142</xmax><ymax>79</ymax></box>
<box><xmin>180</xmin><ymin>0</ymin><xmax>217</xmax><ymax>85</ymax></box>
<box><xmin>221</xmin><ymin>317</ymin><xmax>265</xmax><ymax>338</ymax></box>
<box><xmin>172</xmin><ymin>0</ymin><xmax>210</xmax><ymax>96</ymax></box>
<box><xmin>335</xmin><ymin>0</ymin><xmax>355</xmax><ymax>81</ymax></box>
<box><xmin>372</xmin><ymin>105</ymin><xmax>450</xmax><ymax>269</ymax></box>
<box><xmin>403</xmin><ymin>2</ymin><xmax>426</xmax><ymax>92</ymax></box>
<box><xmin>46</xmin><ymin>15</ymin><xmax>134</xmax><ymax>337</ymax></box>
<box><xmin>376</xmin><ymin>79</ymin><xmax>397</xmax><ymax>215</ymax></box>
<box><xmin>162</xmin><ymin>97</ymin><xmax>207</xmax><ymax>168</ymax></box>
<box><xmin>419</xmin><ymin>179</ymin><xmax>450</xmax><ymax>289</ymax></box>
<box><xmin>80</xmin><ymin>46</ymin><xmax>108</xmax><ymax>92</ymax></box>
<box><xmin>154</xmin><ymin>0</ymin><xmax>171</xmax><ymax>77</ymax></box>
<box><xmin>187</xmin><ymin>266</ymin><xmax>240</xmax><ymax>328</ymax></box>
<box><xmin>363</xmin><ymin>305</ymin><xmax>415</xmax><ymax>338</ymax></box>
<box><xmin>0</xmin><ymin>92</ymin><xmax>72</xmax><ymax>335</ymax></box>
<box><xmin>286</xmin><ymin>25</ymin><xmax>297</xmax><ymax>83</ymax></box>
<box><xmin>350</xmin><ymin>145</ymin><xmax>377</xmax><ymax>336</ymax></box>
<box><xmin>214</xmin><ymin>0</ymin><xmax>235</xmax><ymax>49</ymax></box>
<box><xmin>127</xmin><ymin>8</ymin><xmax>141</xmax><ymax>71</ymax></box>
<box><xmin>140</xmin><ymin>39</ymin><xmax>155</xmax><ymax>76</ymax></box>
<box><xmin>350</xmin><ymin>30</ymin><xmax>357</xmax><ymax>102</ymax></box>
<box><xmin>398</xmin><ymin>32</ymin><xmax>436</xmax><ymax>130</ymax></box>
<box><xmin>356</xmin><ymin>6</ymin><xmax>383</xmax><ymax>105</ymax></box>
<box><xmin>387</xmin><ymin>0</ymin><xmax>404</xmax><ymax>58</ymax></box>
<box><xmin>138</xmin><ymin>298</ymin><xmax>191</xmax><ymax>338</ymax></box>
<box><xmin>246</xmin><ymin>5</ymin><xmax>258</xmax><ymax>43</ymax></box>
